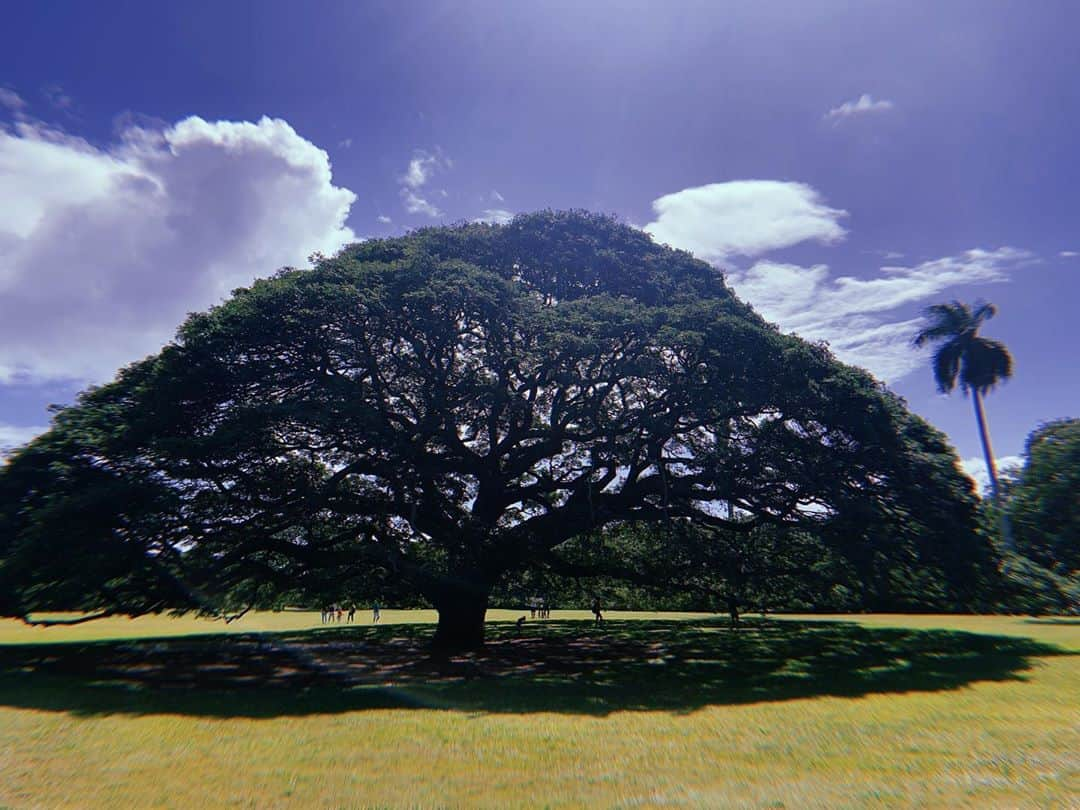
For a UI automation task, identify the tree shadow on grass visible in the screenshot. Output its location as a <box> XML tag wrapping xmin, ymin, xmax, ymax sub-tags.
<box><xmin>0</xmin><ymin>618</ymin><xmax>1071</xmax><ymax>718</ymax></box>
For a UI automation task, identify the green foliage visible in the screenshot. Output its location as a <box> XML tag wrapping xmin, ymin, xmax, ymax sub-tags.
<box><xmin>1</xmin><ymin>212</ymin><xmax>992</xmax><ymax>641</ymax></box>
<box><xmin>973</xmin><ymin>499</ymin><xmax>1078</xmax><ymax>615</ymax></box>
<box><xmin>495</xmin><ymin>522</ymin><xmax>861</xmax><ymax>613</ymax></box>
<box><xmin>1006</xmin><ymin>419</ymin><xmax>1080</xmax><ymax>577</ymax></box>
<box><xmin>912</xmin><ymin>300</ymin><xmax>1013</xmax><ymax>396</ymax></box>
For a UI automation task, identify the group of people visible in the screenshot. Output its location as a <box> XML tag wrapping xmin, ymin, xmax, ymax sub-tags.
<box><xmin>320</xmin><ymin>604</ymin><xmax>355</xmax><ymax>623</ymax></box>
<box><xmin>316</xmin><ymin>598</ymin><xmax>607</xmax><ymax>627</ymax></box>
<box><xmin>524</xmin><ymin>597</ymin><xmax>604</xmax><ymax>624</ymax></box>
<box><xmin>320</xmin><ymin>603</ymin><xmax>382</xmax><ymax>624</ymax></box>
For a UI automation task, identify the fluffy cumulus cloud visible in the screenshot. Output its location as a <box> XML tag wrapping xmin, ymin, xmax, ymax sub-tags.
<box><xmin>960</xmin><ymin>455</ymin><xmax>1023</xmax><ymax>496</ymax></box>
<box><xmin>0</xmin><ymin>115</ymin><xmax>357</xmax><ymax>384</ymax></box>
<box><xmin>825</xmin><ymin>93</ymin><xmax>895</xmax><ymax>120</ymax></box>
<box><xmin>644</xmin><ymin>180</ymin><xmax>847</xmax><ymax>262</ymax></box>
<box><xmin>726</xmin><ymin>248</ymin><xmax>1033</xmax><ymax>381</ymax></box>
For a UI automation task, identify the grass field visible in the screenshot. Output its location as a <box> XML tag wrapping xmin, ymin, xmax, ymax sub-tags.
<box><xmin>0</xmin><ymin>610</ymin><xmax>1077</xmax><ymax>808</ymax></box>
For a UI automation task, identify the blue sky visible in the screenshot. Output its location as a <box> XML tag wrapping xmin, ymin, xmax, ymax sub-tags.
<box><xmin>1</xmin><ymin>0</ymin><xmax>1077</xmax><ymax>484</ymax></box>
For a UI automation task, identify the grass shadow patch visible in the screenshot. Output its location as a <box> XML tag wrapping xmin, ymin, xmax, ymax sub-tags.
<box><xmin>0</xmin><ymin>618</ymin><xmax>1070</xmax><ymax>718</ymax></box>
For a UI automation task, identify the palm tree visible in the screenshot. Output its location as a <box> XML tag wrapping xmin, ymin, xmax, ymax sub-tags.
<box><xmin>912</xmin><ymin>300</ymin><xmax>1014</xmax><ymax>549</ymax></box>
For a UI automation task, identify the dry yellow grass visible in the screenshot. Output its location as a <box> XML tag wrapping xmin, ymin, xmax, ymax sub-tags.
<box><xmin>0</xmin><ymin>611</ymin><xmax>1077</xmax><ymax>809</ymax></box>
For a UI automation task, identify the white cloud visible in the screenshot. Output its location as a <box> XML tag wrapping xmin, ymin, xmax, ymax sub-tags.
<box><xmin>398</xmin><ymin>149</ymin><xmax>448</xmax><ymax>218</ymax></box>
<box><xmin>401</xmin><ymin>151</ymin><xmax>441</xmax><ymax>190</ymax></box>
<box><xmin>0</xmin><ymin>115</ymin><xmax>357</xmax><ymax>384</ymax></box>
<box><xmin>377</xmin><ymin>215</ymin><xmax>392</xmax><ymax>224</ymax></box>
<box><xmin>1059</xmin><ymin>250</ymin><xmax>1078</xmax><ymax>258</ymax></box>
<box><xmin>473</xmin><ymin>208</ymin><xmax>514</xmax><ymax>225</ymax></box>
<box><xmin>0</xmin><ymin>88</ymin><xmax>26</xmax><ymax>111</ymax></box>
<box><xmin>825</xmin><ymin>93</ymin><xmax>895</xmax><ymax>120</ymax></box>
<box><xmin>401</xmin><ymin>189</ymin><xmax>442</xmax><ymax>217</ymax></box>
<box><xmin>644</xmin><ymin>180</ymin><xmax>847</xmax><ymax>262</ymax></box>
<box><xmin>960</xmin><ymin>455</ymin><xmax>1023</xmax><ymax>497</ymax></box>
<box><xmin>0</xmin><ymin>423</ymin><xmax>48</xmax><ymax>459</ymax></box>
<box><xmin>490</xmin><ymin>189</ymin><xmax>505</xmax><ymax>203</ymax></box>
<box><xmin>338</xmin><ymin>138</ymin><xmax>353</xmax><ymax>149</ymax></box>
<box><xmin>642</xmin><ymin>180</ymin><xmax>1034</xmax><ymax>382</ymax></box>
<box><xmin>726</xmin><ymin>248</ymin><xmax>1034</xmax><ymax>381</ymax></box>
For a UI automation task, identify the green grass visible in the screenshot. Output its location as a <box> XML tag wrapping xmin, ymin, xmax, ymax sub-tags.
<box><xmin>0</xmin><ymin>611</ymin><xmax>1077</xmax><ymax>808</ymax></box>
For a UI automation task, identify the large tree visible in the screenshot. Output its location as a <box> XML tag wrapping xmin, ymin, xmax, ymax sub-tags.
<box><xmin>1006</xmin><ymin>418</ymin><xmax>1080</xmax><ymax>578</ymax></box>
<box><xmin>912</xmin><ymin>300</ymin><xmax>1014</xmax><ymax>550</ymax></box>
<box><xmin>1</xmin><ymin>212</ymin><xmax>990</xmax><ymax>650</ymax></box>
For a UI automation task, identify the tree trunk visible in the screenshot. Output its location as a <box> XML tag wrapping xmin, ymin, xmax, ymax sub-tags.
<box><xmin>973</xmin><ymin>390</ymin><xmax>999</xmax><ymax>498</ymax></box>
<box><xmin>429</xmin><ymin>576</ymin><xmax>491</xmax><ymax>653</ymax></box>
<box><xmin>973</xmin><ymin>390</ymin><xmax>1015</xmax><ymax>553</ymax></box>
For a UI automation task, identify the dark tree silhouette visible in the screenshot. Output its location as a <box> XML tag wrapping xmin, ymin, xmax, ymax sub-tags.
<box><xmin>1</xmin><ymin>212</ymin><xmax>991</xmax><ymax>651</ymax></box>
<box><xmin>1006</xmin><ymin>418</ymin><xmax>1080</xmax><ymax>577</ymax></box>
<box><xmin>912</xmin><ymin>300</ymin><xmax>1014</xmax><ymax>550</ymax></box>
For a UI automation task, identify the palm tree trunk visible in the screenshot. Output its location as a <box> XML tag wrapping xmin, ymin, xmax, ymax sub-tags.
<box><xmin>973</xmin><ymin>391</ymin><xmax>1015</xmax><ymax>552</ymax></box>
<box><xmin>972</xmin><ymin>391</ymin><xmax>999</xmax><ymax>496</ymax></box>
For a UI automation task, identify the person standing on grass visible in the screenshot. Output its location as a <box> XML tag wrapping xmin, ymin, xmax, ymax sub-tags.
<box><xmin>592</xmin><ymin>597</ymin><xmax>603</xmax><ymax>625</ymax></box>
<box><xmin>372</xmin><ymin>602</ymin><xmax>381</xmax><ymax>623</ymax></box>
<box><xmin>347</xmin><ymin>605</ymin><xmax>355</xmax><ymax>623</ymax></box>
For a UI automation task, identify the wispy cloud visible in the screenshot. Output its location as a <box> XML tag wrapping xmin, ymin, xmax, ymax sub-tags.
<box><xmin>377</xmin><ymin>214</ymin><xmax>392</xmax><ymax>224</ymax></box>
<box><xmin>338</xmin><ymin>137</ymin><xmax>353</xmax><ymax>149</ymax></box>
<box><xmin>1059</xmin><ymin>250</ymin><xmax>1078</xmax><ymax>258</ymax></box>
<box><xmin>402</xmin><ymin>190</ymin><xmax>442</xmax><ymax>217</ymax></box>
<box><xmin>401</xmin><ymin>154</ymin><xmax>436</xmax><ymax>189</ymax></box>
<box><xmin>473</xmin><ymin>208</ymin><xmax>514</xmax><ymax>225</ymax></box>
<box><xmin>644</xmin><ymin>180</ymin><xmax>847</xmax><ymax>262</ymax></box>
<box><xmin>0</xmin><ymin>87</ymin><xmax>26</xmax><ymax>112</ymax></box>
<box><xmin>641</xmin><ymin>179</ymin><xmax>1034</xmax><ymax>382</ymax></box>
<box><xmin>41</xmin><ymin>83</ymin><xmax>73</xmax><ymax>110</ymax></box>
<box><xmin>726</xmin><ymin>248</ymin><xmax>1035</xmax><ymax>381</ymax></box>
<box><xmin>490</xmin><ymin>189</ymin><xmax>505</xmax><ymax>203</ymax></box>
<box><xmin>825</xmin><ymin>93</ymin><xmax>894</xmax><ymax>120</ymax></box>
<box><xmin>398</xmin><ymin>149</ymin><xmax>449</xmax><ymax>217</ymax></box>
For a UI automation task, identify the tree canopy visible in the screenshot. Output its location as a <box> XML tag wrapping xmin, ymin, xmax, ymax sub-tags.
<box><xmin>912</xmin><ymin>300</ymin><xmax>1013</xmax><ymax>398</ymax></box>
<box><xmin>1006</xmin><ymin>418</ymin><xmax>1080</xmax><ymax>578</ymax></box>
<box><xmin>0</xmin><ymin>211</ymin><xmax>993</xmax><ymax>649</ymax></box>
